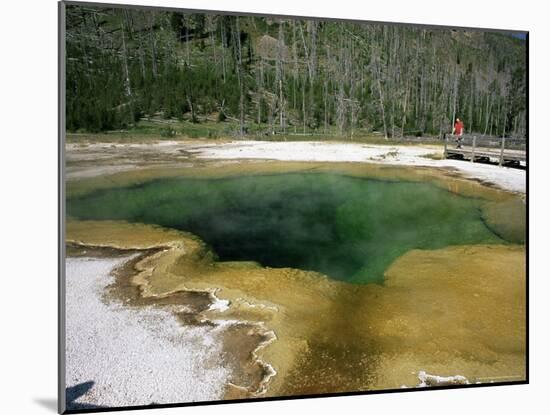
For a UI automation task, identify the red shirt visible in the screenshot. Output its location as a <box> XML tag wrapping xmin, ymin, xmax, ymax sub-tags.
<box><xmin>454</xmin><ymin>120</ymin><xmax>464</xmax><ymax>135</ymax></box>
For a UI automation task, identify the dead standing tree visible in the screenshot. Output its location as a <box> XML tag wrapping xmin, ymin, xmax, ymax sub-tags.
<box><xmin>231</xmin><ymin>17</ymin><xmax>246</xmax><ymax>136</ymax></box>
<box><xmin>275</xmin><ymin>21</ymin><xmax>287</xmax><ymax>134</ymax></box>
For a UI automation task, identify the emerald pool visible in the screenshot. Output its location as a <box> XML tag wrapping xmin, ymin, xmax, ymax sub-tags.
<box><xmin>67</xmin><ymin>173</ymin><xmax>505</xmax><ymax>284</ymax></box>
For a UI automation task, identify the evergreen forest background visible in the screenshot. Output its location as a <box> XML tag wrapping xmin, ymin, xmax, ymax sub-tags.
<box><xmin>65</xmin><ymin>4</ymin><xmax>527</xmax><ymax>141</ymax></box>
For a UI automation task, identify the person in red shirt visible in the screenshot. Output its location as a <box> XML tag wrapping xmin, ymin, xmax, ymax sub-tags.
<box><xmin>453</xmin><ymin>118</ymin><xmax>465</xmax><ymax>147</ymax></box>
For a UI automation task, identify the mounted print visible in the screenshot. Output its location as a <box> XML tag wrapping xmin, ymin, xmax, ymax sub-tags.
<box><xmin>59</xmin><ymin>1</ymin><xmax>528</xmax><ymax>412</ymax></box>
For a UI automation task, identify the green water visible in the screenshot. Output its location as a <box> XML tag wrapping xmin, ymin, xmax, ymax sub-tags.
<box><xmin>67</xmin><ymin>173</ymin><xmax>504</xmax><ymax>284</ymax></box>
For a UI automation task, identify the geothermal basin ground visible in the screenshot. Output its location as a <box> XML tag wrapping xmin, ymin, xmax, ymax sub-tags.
<box><xmin>64</xmin><ymin>139</ymin><xmax>526</xmax><ymax>408</ymax></box>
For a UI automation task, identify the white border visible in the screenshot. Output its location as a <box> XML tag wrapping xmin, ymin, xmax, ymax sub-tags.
<box><xmin>1</xmin><ymin>1</ymin><xmax>547</xmax><ymax>414</ymax></box>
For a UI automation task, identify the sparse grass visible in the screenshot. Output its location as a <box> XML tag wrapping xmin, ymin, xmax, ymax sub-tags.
<box><xmin>66</xmin><ymin>118</ymin><xmax>445</xmax><ymax>146</ymax></box>
<box><xmin>421</xmin><ymin>152</ymin><xmax>445</xmax><ymax>160</ymax></box>
<box><xmin>66</xmin><ymin>119</ymin><xmax>232</xmax><ymax>143</ymax></box>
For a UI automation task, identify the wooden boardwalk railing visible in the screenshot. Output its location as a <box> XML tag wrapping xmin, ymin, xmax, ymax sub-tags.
<box><xmin>443</xmin><ymin>134</ymin><xmax>526</xmax><ymax>167</ymax></box>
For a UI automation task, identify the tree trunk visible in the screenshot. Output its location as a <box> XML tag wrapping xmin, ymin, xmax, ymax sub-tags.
<box><xmin>120</xmin><ymin>21</ymin><xmax>132</xmax><ymax>98</ymax></box>
<box><xmin>147</xmin><ymin>13</ymin><xmax>157</xmax><ymax>78</ymax></box>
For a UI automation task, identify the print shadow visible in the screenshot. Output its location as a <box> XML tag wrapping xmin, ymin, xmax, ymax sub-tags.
<box><xmin>34</xmin><ymin>398</ymin><xmax>57</xmax><ymax>412</ymax></box>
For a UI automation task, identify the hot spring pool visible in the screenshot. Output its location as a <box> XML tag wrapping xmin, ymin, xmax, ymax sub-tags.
<box><xmin>67</xmin><ymin>173</ymin><xmax>508</xmax><ymax>284</ymax></box>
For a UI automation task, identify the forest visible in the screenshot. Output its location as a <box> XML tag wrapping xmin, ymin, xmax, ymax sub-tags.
<box><xmin>65</xmin><ymin>5</ymin><xmax>527</xmax><ymax>139</ymax></box>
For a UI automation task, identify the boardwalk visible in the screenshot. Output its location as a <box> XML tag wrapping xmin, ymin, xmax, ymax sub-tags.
<box><xmin>444</xmin><ymin>134</ymin><xmax>526</xmax><ymax>167</ymax></box>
